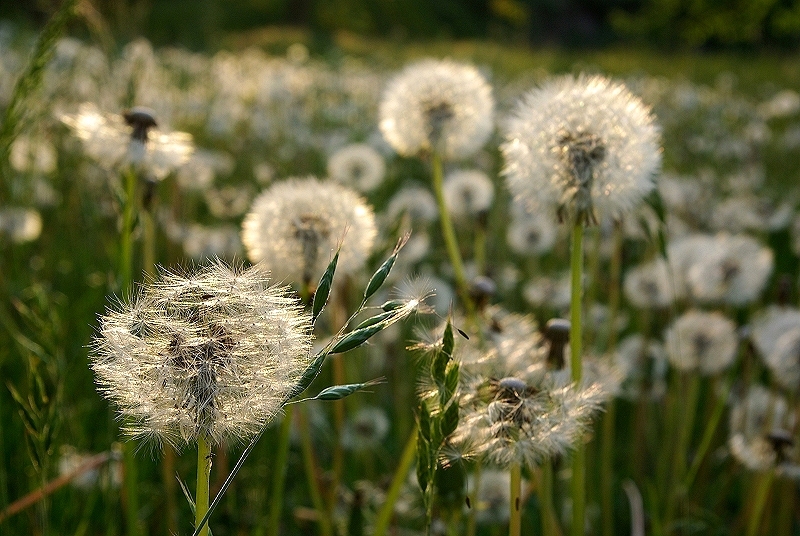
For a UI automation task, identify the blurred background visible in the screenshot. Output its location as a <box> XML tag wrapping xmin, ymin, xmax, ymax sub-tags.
<box><xmin>5</xmin><ymin>0</ymin><xmax>800</xmax><ymax>51</ymax></box>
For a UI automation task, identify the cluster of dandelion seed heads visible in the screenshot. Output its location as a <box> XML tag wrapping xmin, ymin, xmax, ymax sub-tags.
<box><xmin>91</xmin><ymin>261</ymin><xmax>313</xmax><ymax>447</ymax></box>
<box><xmin>241</xmin><ymin>177</ymin><xmax>377</xmax><ymax>286</ymax></box>
<box><xmin>502</xmin><ymin>74</ymin><xmax>661</xmax><ymax>223</ymax></box>
<box><xmin>379</xmin><ymin>59</ymin><xmax>494</xmax><ymax>159</ymax></box>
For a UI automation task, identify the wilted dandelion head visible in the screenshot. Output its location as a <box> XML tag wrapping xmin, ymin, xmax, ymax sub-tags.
<box><xmin>60</xmin><ymin>102</ymin><xmax>193</xmax><ymax>180</ymax></box>
<box><xmin>379</xmin><ymin>59</ymin><xmax>494</xmax><ymax>159</ymax></box>
<box><xmin>241</xmin><ymin>177</ymin><xmax>377</xmax><ymax>286</ymax></box>
<box><xmin>502</xmin><ymin>74</ymin><xmax>661</xmax><ymax>225</ymax></box>
<box><xmin>664</xmin><ymin>309</ymin><xmax>738</xmax><ymax>375</ymax></box>
<box><xmin>443</xmin><ymin>169</ymin><xmax>494</xmax><ymax>219</ymax></box>
<box><xmin>729</xmin><ymin>385</ymin><xmax>800</xmax><ymax>477</ymax></box>
<box><xmin>327</xmin><ymin>143</ymin><xmax>386</xmax><ymax>192</ymax></box>
<box><xmin>91</xmin><ymin>261</ymin><xmax>313</xmax><ymax>447</ymax></box>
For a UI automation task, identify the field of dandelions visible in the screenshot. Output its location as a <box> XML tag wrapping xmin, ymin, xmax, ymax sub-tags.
<box><xmin>4</xmin><ymin>9</ymin><xmax>800</xmax><ymax>536</ymax></box>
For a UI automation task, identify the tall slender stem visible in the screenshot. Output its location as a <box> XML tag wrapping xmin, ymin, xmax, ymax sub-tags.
<box><xmin>266</xmin><ymin>407</ymin><xmax>293</xmax><ymax>536</ymax></box>
<box><xmin>195</xmin><ymin>435</ymin><xmax>212</xmax><ymax>536</ymax></box>
<box><xmin>665</xmin><ymin>374</ymin><xmax>701</xmax><ymax>525</ymax></box>
<box><xmin>373</xmin><ymin>429</ymin><xmax>418</xmax><ymax>536</ymax></box>
<box><xmin>569</xmin><ymin>222</ymin><xmax>585</xmax><ymax>536</ymax></box>
<box><xmin>119</xmin><ymin>167</ymin><xmax>137</xmax><ymax>291</ymax></box>
<box><xmin>509</xmin><ymin>462</ymin><xmax>522</xmax><ymax>536</ymax></box>
<box><xmin>540</xmin><ymin>462</ymin><xmax>559</xmax><ymax>536</ymax></box>
<box><xmin>299</xmin><ymin>406</ymin><xmax>333</xmax><ymax>536</ymax></box>
<box><xmin>746</xmin><ymin>469</ymin><xmax>774</xmax><ymax>536</ymax></box>
<box><xmin>430</xmin><ymin>150</ymin><xmax>474</xmax><ymax>314</ymax></box>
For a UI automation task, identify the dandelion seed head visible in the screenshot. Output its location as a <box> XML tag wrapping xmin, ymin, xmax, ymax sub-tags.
<box><xmin>0</xmin><ymin>207</ymin><xmax>43</xmax><ymax>243</ymax></box>
<box><xmin>91</xmin><ymin>261</ymin><xmax>314</xmax><ymax>447</ymax></box>
<box><xmin>241</xmin><ymin>177</ymin><xmax>377</xmax><ymax>286</ymax></box>
<box><xmin>664</xmin><ymin>309</ymin><xmax>738</xmax><ymax>375</ymax></box>
<box><xmin>442</xmin><ymin>169</ymin><xmax>494</xmax><ymax>218</ymax></box>
<box><xmin>327</xmin><ymin>143</ymin><xmax>386</xmax><ymax>192</ymax></box>
<box><xmin>379</xmin><ymin>59</ymin><xmax>494</xmax><ymax>159</ymax></box>
<box><xmin>506</xmin><ymin>208</ymin><xmax>558</xmax><ymax>256</ymax></box>
<box><xmin>341</xmin><ymin>406</ymin><xmax>390</xmax><ymax>452</ymax></box>
<box><xmin>623</xmin><ymin>258</ymin><xmax>678</xmax><ymax>309</ymax></box>
<box><xmin>502</xmin><ymin>74</ymin><xmax>661</xmax><ymax>223</ymax></box>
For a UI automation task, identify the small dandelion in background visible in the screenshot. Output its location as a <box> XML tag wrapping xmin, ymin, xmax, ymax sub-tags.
<box><xmin>379</xmin><ymin>59</ymin><xmax>494</xmax><ymax>159</ymax></box>
<box><xmin>90</xmin><ymin>260</ymin><xmax>313</xmax><ymax>447</ymax></box>
<box><xmin>442</xmin><ymin>169</ymin><xmax>494</xmax><ymax>220</ymax></box>
<box><xmin>664</xmin><ymin>309</ymin><xmax>738</xmax><ymax>375</ymax></box>
<box><xmin>502</xmin><ymin>74</ymin><xmax>661</xmax><ymax>224</ymax></box>
<box><xmin>327</xmin><ymin>143</ymin><xmax>386</xmax><ymax>192</ymax></box>
<box><xmin>60</xmin><ymin>102</ymin><xmax>194</xmax><ymax>180</ymax></box>
<box><xmin>241</xmin><ymin>177</ymin><xmax>377</xmax><ymax>287</ymax></box>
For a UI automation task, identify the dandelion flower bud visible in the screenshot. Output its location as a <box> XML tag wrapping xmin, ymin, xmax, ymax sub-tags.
<box><xmin>91</xmin><ymin>261</ymin><xmax>313</xmax><ymax>447</ymax></box>
<box><xmin>502</xmin><ymin>74</ymin><xmax>661</xmax><ymax>225</ymax></box>
<box><xmin>241</xmin><ymin>177</ymin><xmax>377</xmax><ymax>286</ymax></box>
<box><xmin>379</xmin><ymin>59</ymin><xmax>494</xmax><ymax>159</ymax></box>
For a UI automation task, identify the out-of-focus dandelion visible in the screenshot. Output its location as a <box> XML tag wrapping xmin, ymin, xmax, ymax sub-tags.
<box><xmin>442</xmin><ymin>169</ymin><xmax>494</xmax><ymax>219</ymax></box>
<box><xmin>341</xmin><ymin>406</ymin><xmax>390</xmax><ymax>452</ymax></box>
<box><xmin>502</xmin><ymin>74</ymin><xmax>661</xmax><ymax>225</ymax></box>
<box><xmin>60</xmin><ymin>102</ymin><xmax>193</xmax><ymax>180</ymax></box>
<box><xmin>327</xmin><ymin>143</ymin><xmax>386</xmax><ymax>192</ymax></box>
<box><xmin>379</xmin><ymin>59</ymin><xmax>494</xmax><ymax>160</ymax></box>
<box><xmin>0</xmin><ymin>207</ymin><xmax>43</xmax><ymax>243</ymax></box>
<box><xmin>684</xmin><ymin>234</ymin><xmax>773</xmax><ymax>306</ymax></box>
<box><xmin>623</xmin><ymin>258</ymin><xmax>678</xmax><ymax>309</ymax></box>
<box><xmin>386</xmin><ymin>185</ymin><xmax>438</xmax><ymax>224</ymax></box>
<box><xmin>729</xmin><ymin>385</ymin><xmax>799</xmax><ymax>478</ymax></box>
<box><xmin>752</xmin><ymin>306</ymin><xmax>800</xmax><ymax>391</ymax></box>
<box><xmin>664</xmin><ymin>310</ymin><xmax>738</xmax><ymax>375</ymax></box>
<box><xmin>91</xmin><ymin>260</ymin><xmax>313</xmax><ymax>446</ymax></box>
<box><xmin>241</xmin><ymin>177</ymin><xmax>377</xmax><ymax>287</ymax></box>
<box><xmin>507</xmin><ymin>210</ymin><xmax>558</xmax><ymax>256</ymax></box>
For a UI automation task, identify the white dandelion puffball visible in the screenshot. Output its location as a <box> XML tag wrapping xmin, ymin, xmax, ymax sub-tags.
<box><xmin>241</xmin><ymin>177</ymin><xmax>377</xmax><ymax>285</ymax></box>
<box><xmin>502</xmin><ymin>74</ymin><xmax>661</xmax><ymax>223</ymax></box>
<box><xmin>664</xmin><ymin>309</ymin><xmax>738</xmax><ymax>375</ymax></box>
<box><xmin>379</xmin><ymin>59</ymin><xmax>494</xmax><ymax>159</ymax></box>
<box><xmin>91</xmin><ymin>261</ymin><xmax>313</xmax><ymax>446</ymax></box>
<box><xmin>442</xmin><ymin>169</ymin><xmax>495</xmax><ymax>218</ymax></box>
<box><xmin>327</xmin><ymin>143</ymin><xmax>386</xmax><ymax>192</ymax></box>
<box><xmin>60</xmin><ymin>103</ymin><xmax>193</xmax><ymax>180</ymax></box>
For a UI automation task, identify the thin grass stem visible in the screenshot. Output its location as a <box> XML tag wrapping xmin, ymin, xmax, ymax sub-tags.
<box><xmin>266</xmin><ymin>407</ymin><xmax>293</xmax><ymax>536</ymax></box>
<box><xmin>373</xmin><ymin>429</ymin><xmax>418</xmax><ymax>536</ymax></box>
<box><xmin>195</xmin><ymin>435</ymin><xmax>212</xmax><ymax>536</ymax></box>
<box><xmin>509</xmin><ymin>462</ymin><xmax>522</xmax><ymax>536</ymax></box>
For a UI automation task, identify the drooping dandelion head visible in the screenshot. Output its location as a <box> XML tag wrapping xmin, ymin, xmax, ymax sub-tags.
<box><xmin>241</xmin><ymin>177</ymin><xmax>377</xmax><ymax>286</ymax></box>
<box><xmin>379</xmin><ymin>59</ymin><xmax>494</xmax><ymax>159</ymax></box>
<box><xmin>502</xmin><ymin>74</ymin><xmax>661</xmax><ymax>225</ymax></box>
<box><xmin>91</xmin><ymin>261</ymin><xmax>314</xmax><ymax>447</ymax></box>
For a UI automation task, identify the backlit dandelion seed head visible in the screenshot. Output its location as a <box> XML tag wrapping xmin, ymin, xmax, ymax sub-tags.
<box><xmin>90</xmin><ymin>261</ymin><xmax>314</xmax><ymax>447</ymax></box>
<box><xmin>664</xmin><ymin>309</ymin><xmax>738</xmax><ymax>375</ymax></box>
<box><xmin>379</xmin><ymin>59</ymin><xmax>494</xmax><ymax>159</ymax></box>
<box><xmin>241</xmin><ymin>177</ymin><xmax>377</xmax><ymax>286</ymax></box>
<box><xmin>327</xmin><ymin>143</ymin><xmax>386</xmax><ymax>192</ymax></box>
<box><xmin>0</xmin><ymin>207</ymin><xmax>43</xmax><ymax>243</ymax></box>
<box><xmin>752</xmin><ymin>307</ymin><xmax>800</xmax><ymax>390</ymax></box>
<box><xmin>729</xmin><ymin>385</ymin><xmax>800</xmax><ymax>477</ymax></box>
<box><xmin>623</xmin><ymin>258</ymin><xmax>678</xmax><ymax>309</ymax></box>
<box><xmin>60</xmin><ymin>102</ymin><xmax>193</xmax><ymax>180</ymax></box>
<box><xmin>502</xmin><ymin>74</ymin><xmax>661</xmax><ymax>224</ymax></box>
<box><xmin>442</xmin><ymin>169</ymin><xmax>494</xmax><ymax>218</ymax></box>
<box><xmin>507</xmin><ymin>211</ymin><xmax>558</xmax><ymax>256</ymax></box>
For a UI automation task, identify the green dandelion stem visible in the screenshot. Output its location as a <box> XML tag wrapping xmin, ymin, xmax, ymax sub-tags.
<box><xmin>569</xmin><ymin>221</ymin><xmax>585</xmax><ymax>536</ymax></box>
<box><xmin>746</xmin><ymin>469</ymin><xmax>774</xmax><ymax>536</ymax></box>
<box><xmin>509</xmin><ymin>462</ymin><xmax>522</xmax><ymax>536</ymax></box>
<box><xmin>601</xmin><ymin>402</ymin><xmax>616</xmax><ymax>536</ymax></box>
<box><xmin>373</xmin><ymin>428</ymin><xmax>418</xmax><ymax>536</ymax></box>
<box><xmin>666</xmin><ymin>373</ymin><xmax>701</xmax><ymax>524</ymax></box>
<box><xmin>684</xmin><ymin>374</ymin><xmax>732</xmax><ymax>492</ymax></box>
<box><xmin>119</xmin><ymin>167</ymin><xmax>137</xmax><ymax>291</ymax></box>
<box><xmin>466</xmin><ymin>464</ymin><xmax>482</xmax><ymax>536</ymax></box>
<box><xmin>540</xmin><ymin>461</ymin><xmax>558</xmax><ymax>536</ymax></box>
<box><xmin>431</xmin><ymin>150</ymin><xmax>474</xmax><ymax>315</ymax></box>
<box><xmin>474</xmin><ymin>221</ymin><xmax>487</xmax><ymax>276</ymax></box>
<box><xmin>195</xmin><ymin>435</ymin><xmax>212</xmax><ymax>536</ymax></box>
<box><xmin>299</xmin><ymin>406</ymin><xmax>334</xmax><ymax>536</ymax></box>
<box><xmin>266</xmin><ymin>406</ymin><xmax>293</xmax><ymax>536</ymax></box>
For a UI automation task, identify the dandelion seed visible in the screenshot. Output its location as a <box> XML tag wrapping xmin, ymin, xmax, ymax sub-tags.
<box><xmin>379</xmin><ymin>59</ymin><xmax>494</xmax><ymax>159</ymax></box>
<box><xmin>90</xmin><ymin>261</ymin><xmax>313</xmax><ymax>447</ymax></box>
<box><xmin>241</xmin><ymin>177</ymin><xmax>377</xmax><ymax>286</ymax></box>
<box><xmin>502</xmin><ymin>74</ymin><xmax>661</xmax><ymax>224</ymax></box>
